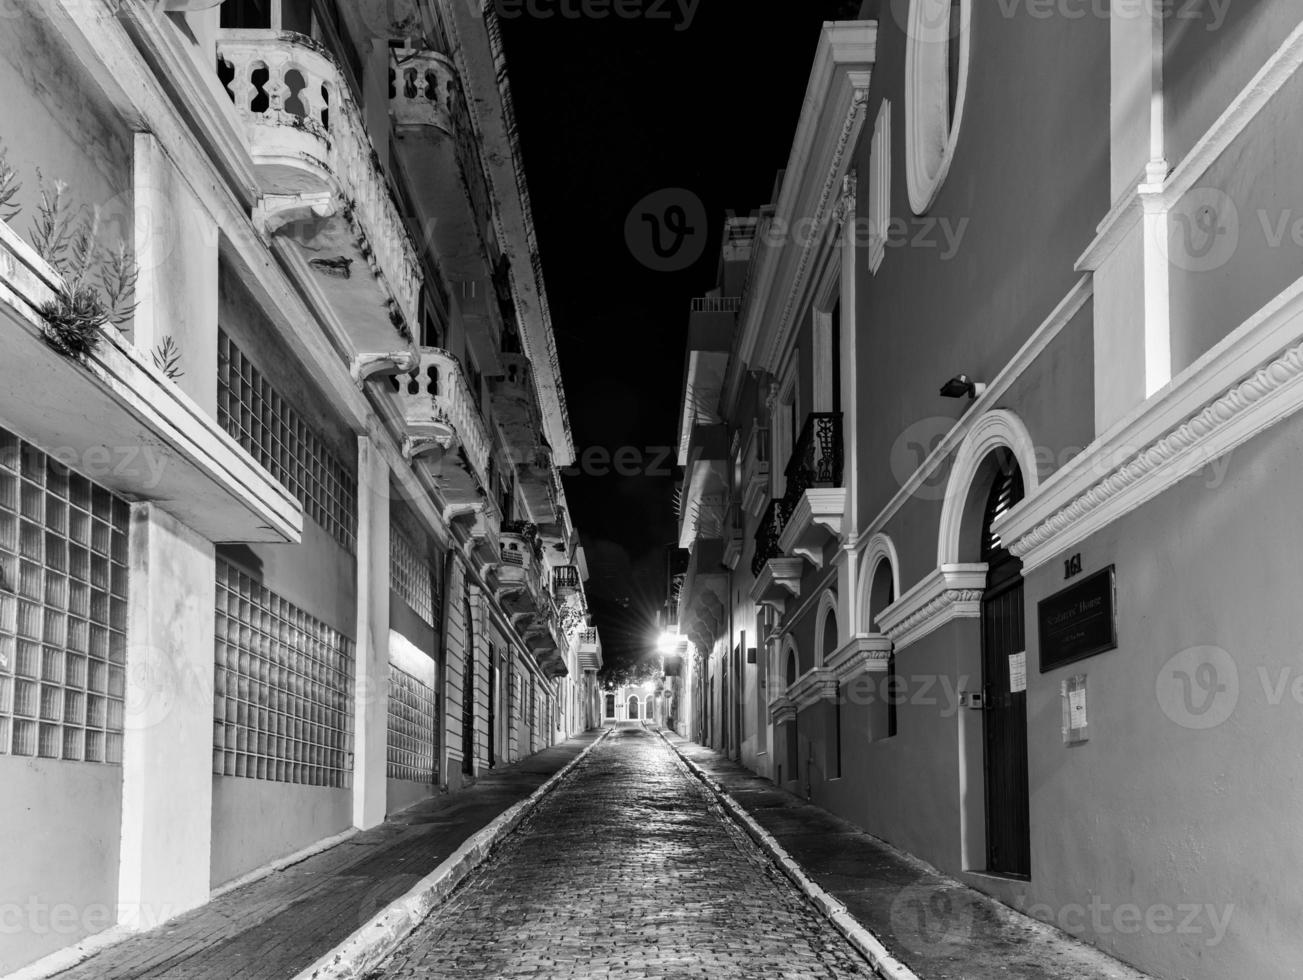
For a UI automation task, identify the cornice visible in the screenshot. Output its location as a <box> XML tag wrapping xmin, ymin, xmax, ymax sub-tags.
<box><xmin>789</xmin><ymin>668</ymin><xmax>839</xmax><ymax>712</ymax></box>
<box><xmin>826</xmin><ymin>634</ymin><xmax>893</xmax><ymax>681</ymax></box>
<box><xmin>876</xmin><ymin>565</ymin><xmax>986</xmax><ymax>652</ymax></box>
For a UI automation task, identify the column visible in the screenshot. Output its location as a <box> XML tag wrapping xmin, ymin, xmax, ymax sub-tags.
<box><xmin>352</xmin><ymin>436</ymin><xmax>389</xmax><ymax>829</ymax></box>
<box><xmin>120</xmin><ymin>504</ymin><xmax>216</xmax><ymax>928</ymax></box>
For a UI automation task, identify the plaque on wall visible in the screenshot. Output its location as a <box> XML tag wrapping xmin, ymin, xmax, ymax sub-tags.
<box><xmin>1037</xmin><ymin>565</ymin><xmax>1117</xmax><ymax>673</ymax></box>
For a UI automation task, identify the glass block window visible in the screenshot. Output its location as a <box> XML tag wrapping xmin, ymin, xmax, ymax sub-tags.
<box><xmin>217</xmin><ymin>330</ymin><xmax>357</xmax><ymax>552</ymax></box>
<box><xmin>390</xmin><ymin>523</ymin><xmax>436</xmax><ymax>627</ymax></box>
<box><xmin>0</xmin><ymin>427</ymin><xmax>129</xmax><ymax>763</ymax></box>
<box><xmin>213</xmin><ymin>560</ymin><xmax>354</xmax><ymax>787</ymax></box>
<box><xmin>387</xmin><ymin>664</ymin><xmax>436</xmax><ymax>783</ymax></box>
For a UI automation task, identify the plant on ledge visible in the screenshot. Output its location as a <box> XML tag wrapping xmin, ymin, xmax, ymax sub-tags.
<box><xmin>0</xmin><ymin>143</ymin><xmax>20</xmax><ymax>223</ymax></box>
<box><xmin>28</xmin><ymin>173</ymin><xmax>137</xmax><ymax>361</ymax></box>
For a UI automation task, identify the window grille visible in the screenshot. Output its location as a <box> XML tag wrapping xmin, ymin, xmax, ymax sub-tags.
<box><xmin>390</xmin><ymin>523</ymin><xmax>436</xmax><ymax>627</ymax></box>
<box><xmin>213</xmin><ymin>560</ymin><xmax>354</xmax><ymax>787</ymax></box>
<box><xmin>0</xmin><ymin>428</ymin><xmax>129</xmax><ymax>763</ymax></box>
<box><xmin>217</xmin><ymin>330</ymin><xmax>357</xmax><ymax>553</ymax></box>
<box><xmin>387</xmin><ymin>664</ymin><xmax>436</xmax><ymax>782</ymax></box>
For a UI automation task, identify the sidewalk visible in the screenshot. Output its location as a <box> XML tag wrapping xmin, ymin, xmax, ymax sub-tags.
<box><xmin>662</xmin><ymin>732</ymin><xmax>1151</xmax><ymax>980</ymax></box>
<box><xmin>32</xmin><ymin>731</ymin><xmax>604</xmax><ymax>980</ymax></box>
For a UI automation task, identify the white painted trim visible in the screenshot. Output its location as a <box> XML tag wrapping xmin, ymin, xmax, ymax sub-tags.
<box><xmin>781</xmin><ymin>635</ymin><xmax>802</xmax><ymax>689</ymax></box>
<box><xmin>876</xmin><ymin>564</ymin><xmax>986</xmax><ymax>651</ymax></box>
<box><xmin>868</xmin><ymin>99</ymin><xmax>892</xmax><ymax>274</ymax></box>
<box><xmin>789</xmin><ymin>667</ymin><xmax>839</xmax><ymax>711</ymax></box>
<box><xmin>937</xmin><ymin>409</ymin><xmax>1041</xmax><ymax>566</ymax></box>
<box><xmin>1000</xmin><ymin>271</ymin><xmax>1303</xmax><ymax>571</ymax></box>
<box><xmin>904</xmin><ymin>0</ymin><xmax>971</xmax><ymax>216</ymax></box>
<box><xmin>826</xmin><ymin>633</ymin><xmax>894</xmax><ymax>681</ymax></box>
<box><xmin>858</xmin><ymin>532</ymin><xmax>901</xmax><ymax>630</ymax></box>
<box><xmin>814</xmin><ymin>588</ymin><xmax>840</xmax><ymax>666</ymax></box>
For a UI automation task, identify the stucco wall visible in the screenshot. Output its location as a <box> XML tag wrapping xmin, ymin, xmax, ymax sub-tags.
<box><xmin>0</xmin><ymin>759</ymin><xmax>122</xmax><ymax>973</ymax></box>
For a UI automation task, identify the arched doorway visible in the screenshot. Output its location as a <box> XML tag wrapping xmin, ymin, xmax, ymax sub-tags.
<box><xmin>980</xmin><ymin>451</ymin><xmax>1029</xmax><ymax>877</ymax></box>
<box><xmin>604</xmin><ymin>693</ymin><xmax>615</xmax><ymax>718</ymax></box>
<box><xmin>627</xmin><ymin>695</ymin><xmax>640</xmax><ymax>720</ymax></box>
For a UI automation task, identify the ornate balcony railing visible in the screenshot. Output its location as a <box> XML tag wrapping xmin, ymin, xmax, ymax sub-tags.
<box><xmin>553</xmin><ymin>565</ymin><xmax>581</xmax><ymax>597</ymax></box>
<box><xmin>784</xmin><ymin>412</ymin><xmax>844</xmax><ymax>500</ymax></box>
<box><xmin>501</xmin><ymin>520</ymin><xmax>543</xmax><ymax>561</ymax></box>
<box><xmin>751</xmin><ymin>498</ymin><xmax>793</xmax><ymax>578</ymax></box>
<box><xmin>217</xmin><ymin>31</ymin><xmax>421</xmax><ymax>348</ymax></box>
<box><xmin>389</xmin><ymin>48</ymin><xmax>459</xmax><ymax>135</ymax></box>
<box><xmin>392</xmin><ymin>348</ymin><xmax>492</xmax><ymax>486</ymax></box>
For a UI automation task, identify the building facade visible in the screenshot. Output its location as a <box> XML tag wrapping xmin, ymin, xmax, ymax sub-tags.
<box><xmin>675</xmin><ymin>4</ymin><xmax>1303</xmax><ymax>977</ymax></box>
<box><xmin>0</xmin><ymin>0</ymin><xmax>601</xmax><ymax>973</ymax></box>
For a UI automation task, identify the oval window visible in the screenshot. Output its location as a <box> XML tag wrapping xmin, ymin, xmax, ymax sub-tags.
<box><xmin>903</xmin><ymin>0</ymin><xmax>971</xmax><ymax>215</ymax></box>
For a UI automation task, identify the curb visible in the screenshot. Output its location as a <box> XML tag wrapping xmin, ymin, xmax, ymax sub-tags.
<box><xmin>292</xmin><ymin>728</ymin><xmax>611</xmax><ymax>980</ymax></box>
<box><xmin>657</xmin><ymin>731</ymin><xmax>918</xmax><ymax>980</ymax></box>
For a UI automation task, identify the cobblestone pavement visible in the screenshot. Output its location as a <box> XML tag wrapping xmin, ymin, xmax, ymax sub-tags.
<box><xmin>371</xmin><ymin>726</ymin><xmax>877</xmax><ymax>979</ymax></box>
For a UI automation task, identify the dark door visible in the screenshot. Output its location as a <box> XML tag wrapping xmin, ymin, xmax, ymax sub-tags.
<box><xmin>981</xmin><ymin>459</ymin><xmax>1030</xmax><ymax>877</ymax></box>
<box><xmin>462</xmin><ymin>598</ymin><xmax>475</xmax><ymax>775</ymax></box>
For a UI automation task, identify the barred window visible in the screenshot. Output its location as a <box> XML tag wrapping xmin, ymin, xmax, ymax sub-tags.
<box><xmin>214</xmin><ymin>560</ymin><xmax>354</xmax><ymax>787</ymax></box>
<box><xmin>0</xmin><ymin>428</ymin><xmax>129</xmax><ymax>763</ymax></box>
<box><xmin>390</xmin><ymin>523</ymin><xmax>436</xmax><ymax>627</ymax></box>
<box><xmin>387</xmin><ymin>664</ymin><xmax>436</xmax><ymax>782</ymax></box>
<box><xmin>217</xmin><ymin>330</ymin><xmax>357</xmax><ymax>552</ymax></box>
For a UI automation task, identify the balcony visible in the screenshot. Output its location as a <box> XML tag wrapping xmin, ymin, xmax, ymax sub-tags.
<box><xmin>576</xmin><ymin>628</ymin><xmax>602</xmax><ymax>673</ymax></box>
<box><xmin>749</xmin><ymin>499</ymin><xmax>803</xmax><ymax>614</ymax></box>
<box><xmin>389</xmin><ymin>348</ymin><xmax>492</xmax><ymax>505</ymax></box>
<box><xmin>676</xmin><ymin>296</ymin><xmax>736</xmax><ymax>475</ymax></box>
<box><xmin>678</xmin><ymin>539</ymin><xmax>728</xmax><ymax>658</ymax></box>
<box><xmin>741</xmin><ymin>424</ymin><xmax>770</xmax><ymax>517</ymax></box>
<box><xmin>445</xmin><ymin>499</ymin><xmax>499</xmax><ymax>569</ymax></box>
<box><xmin>497</xmin><ymin>521</ymin><xmax>545</xmax><ymax>621</ymax></box>
<box><xmin>553</xmin><ymin>565</ymin><xmax>581</xmax><ymax>598</ymax></box>
<box><xmin>721</xmin><ymin>501</ymin><xmax>745</xmax><ymax>571</ymax></box>
<box><xmin>0</xmin><ymin>223</ymin><xmax>301</xmax><ymax>544</ymax></box>
<box><xmin>677</xmin><ymin>423</ymin><xmax>729</xmax><ymax>548</ymax></box>
<box><xmin>777</xmin><ymin>413</ymin><xmax>846</xmax><ymax>569</ymax></box>
<box><xmin>388</xmin><ymin>47</ymin><xmax>495</xmax><ymax>284</ymax></box>
<box><xmin>217</xmin><ymin>31</ymin><xmax>421</xmax><ymax>355</ymax></box>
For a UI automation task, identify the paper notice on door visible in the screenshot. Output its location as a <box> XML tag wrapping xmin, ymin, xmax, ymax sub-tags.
<box><xmin>1069</xmin><ymin>687</ymin><xmax>1087</xmax><ymax>728</ymax></box>
<box><xmin>1009</xmin><ymin>652</ymin><xmax>1027</xmax><ymax>693</ymax></box>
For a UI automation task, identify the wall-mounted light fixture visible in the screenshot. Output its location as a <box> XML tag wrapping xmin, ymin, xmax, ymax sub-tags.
<box><xmin>939</xmin><ymin>374</ymin><xmax>987</xmax><ymax>400</ymax></box>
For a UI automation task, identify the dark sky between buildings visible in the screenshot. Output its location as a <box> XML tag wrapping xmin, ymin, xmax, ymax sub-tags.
<box><xmin>499</xmin><ymin>0</ymin><xmax>867</xmax><ymax>676</ymax></box>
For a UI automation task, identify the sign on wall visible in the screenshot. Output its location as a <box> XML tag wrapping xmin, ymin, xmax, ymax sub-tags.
<box><xmin>1037</xmin><ymin>565</ymin><xmax>1117</xmax><ymax>673</ymax></box>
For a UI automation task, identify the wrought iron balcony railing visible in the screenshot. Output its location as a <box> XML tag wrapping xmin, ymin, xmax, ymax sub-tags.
<box><xmin>553</xmin><ymin>564</ymin><xmax>581</xmax><ymax>597</ymax></box>
<box><xmin>751</xmin><ymin>413</ymin><xmax>844</xmax><ymax>577</ymax></box>
<box><xmin>784</xmin><ymin>412</ymin><xmax>844</xmax><ymax>500</ymax></box>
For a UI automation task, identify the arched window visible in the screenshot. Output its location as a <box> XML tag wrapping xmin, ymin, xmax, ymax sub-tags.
<box><xmin>628</xmin><ymin>695</ymin><xmax>640</xmax><ymax>720</ymax></box>
<box><xmin>822</xmin><ymin>609</ymin><xmax>839</xmax><ymax>660</ymax></box>
<box><xmin>785</xmin><ymin>650</ymin><xmax>798</xmax><ymax>688</ymax></box>
<box><xmin>904</xmin><ymin>0</ymin><xmax>972</xmax><ymax>214</ymax></box>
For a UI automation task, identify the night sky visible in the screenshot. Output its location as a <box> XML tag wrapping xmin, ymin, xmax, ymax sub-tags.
<box><xmin>499</xmin><ymin>0</ymin><xmax>865</xmax><ymax>676</ymax></box>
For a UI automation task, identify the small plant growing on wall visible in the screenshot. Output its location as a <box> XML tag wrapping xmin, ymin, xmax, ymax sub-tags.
<box><xmin>150</xmin><ymin>335</ymin><xmax>185</xmax><ymax>380</ymax></box>
<box><xmin>0</xmin><ymin>143</ymin><xmax>20</xmax><ymax>224</ymax></box>
<box><xmin>27</xmin><ymin>172</ymin><xmax>137</xmax><ymax>361</ymax></box>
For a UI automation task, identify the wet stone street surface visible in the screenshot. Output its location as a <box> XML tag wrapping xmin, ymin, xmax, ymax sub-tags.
<box><xmin>371</xmin><ymin>726</ymin><xmax>876</xmax><ymax>979</ymax></box>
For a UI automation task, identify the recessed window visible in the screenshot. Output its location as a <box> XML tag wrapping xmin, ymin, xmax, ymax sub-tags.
<box><xmin>904</xmin><ymin>0</ymin><xmax>971</xmax><ymax>215</ymax></box>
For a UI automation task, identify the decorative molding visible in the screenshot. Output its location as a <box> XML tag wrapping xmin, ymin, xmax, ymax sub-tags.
<box><xmin>813</xmin><ymin>588</ymin><xmax>840</xmax><ymax>666</ymax></box>
<box><xmin>789</xmin><ymin>668</ymin><xmax>839</xmax><ymax>711</ymax></box>
<box><xmin>867</xmin><ymin>99</ymin><xmax>891</xmax><ymax>275</ymax></box>
<box><xmin>858</xmin><ymin>532</ymin><xmax>901</xmax><ymax>630</ymax></box>
<box><xmin>769</xmin><ymin>695</ymin><xmax>797</xmax><ymax>726</ymax></box>
<box><xmin>1000</xmin><ymin>271</ymin><xmax>1303</xmax><ymax>571</ymax></box>
<box><xmin>826</xmin><ymin>634</ymin><xmax>894</xmax><ymax>681</ymax></box>
<box><xmin>749</xmin><ymin>557</ymin><xmax>806</xmax><ymax>615</ymax></box>
<box><xmin>779</xmin><ymin>487</ymin><xmax>847</xmax><ymax>569</ymax></box>
<box><xmin>937</xmin><ymin>408</ymin><xmax>1041</xmax><ymax>566</ymax></box>
<box><xmin>904</xmin><ymin>0</ymin><xmax>972</xmax><ymax>215</ymax></box>
<box><xmin>876</xmin><ymin>564</ymin><xmax>986</xmax><ymax>652</ymax></box>
<box><xmin>351</xmin><ymin>350</ymin><xmax>420</xmax><ymax>388</ymax></box>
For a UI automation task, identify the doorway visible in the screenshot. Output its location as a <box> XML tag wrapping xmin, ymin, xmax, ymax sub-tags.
<box><xmin>980</xmin><ymin>456</ymin><xmax>1030</xmax><ymax>877</ymax></box>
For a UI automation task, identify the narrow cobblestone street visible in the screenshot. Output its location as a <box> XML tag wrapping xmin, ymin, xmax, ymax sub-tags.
<box><xmin>371</xmin><ymin>726</ymin><xmax>876</xmax><ymax>979</ymax></box>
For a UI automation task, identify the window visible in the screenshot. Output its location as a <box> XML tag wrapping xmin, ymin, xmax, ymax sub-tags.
<box><xmin>218</xmin><ymin>331</ymin><xmax>357</xmax><ymax>553</ymax></box>
<box><xmin>390</xmin><ymin>523</ymin><xmax>437</xmax><ymax>628</ymax></box>
<box><xmin>213</xmin><ymin>560</ymin><xmax>354</xmax><ymax>786</ymax></box>
<box><xmin>868</xmin><ymin>100</ymin><xmax>892</xmax><ymax>273</ymax></box>
<box><xmin>387</xmin><ymin>665</ymin><xmax>436</xmax><ymax>783</ymax></box>
<box><xmin>904</xmin><ymin>0</ymin><xmax>971</xmax><ymax>215</ymax></box>
<box><xmin>0</xmin><ymin>430</ymin><xmax>129</xmax><ymax>764</ymax></box>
